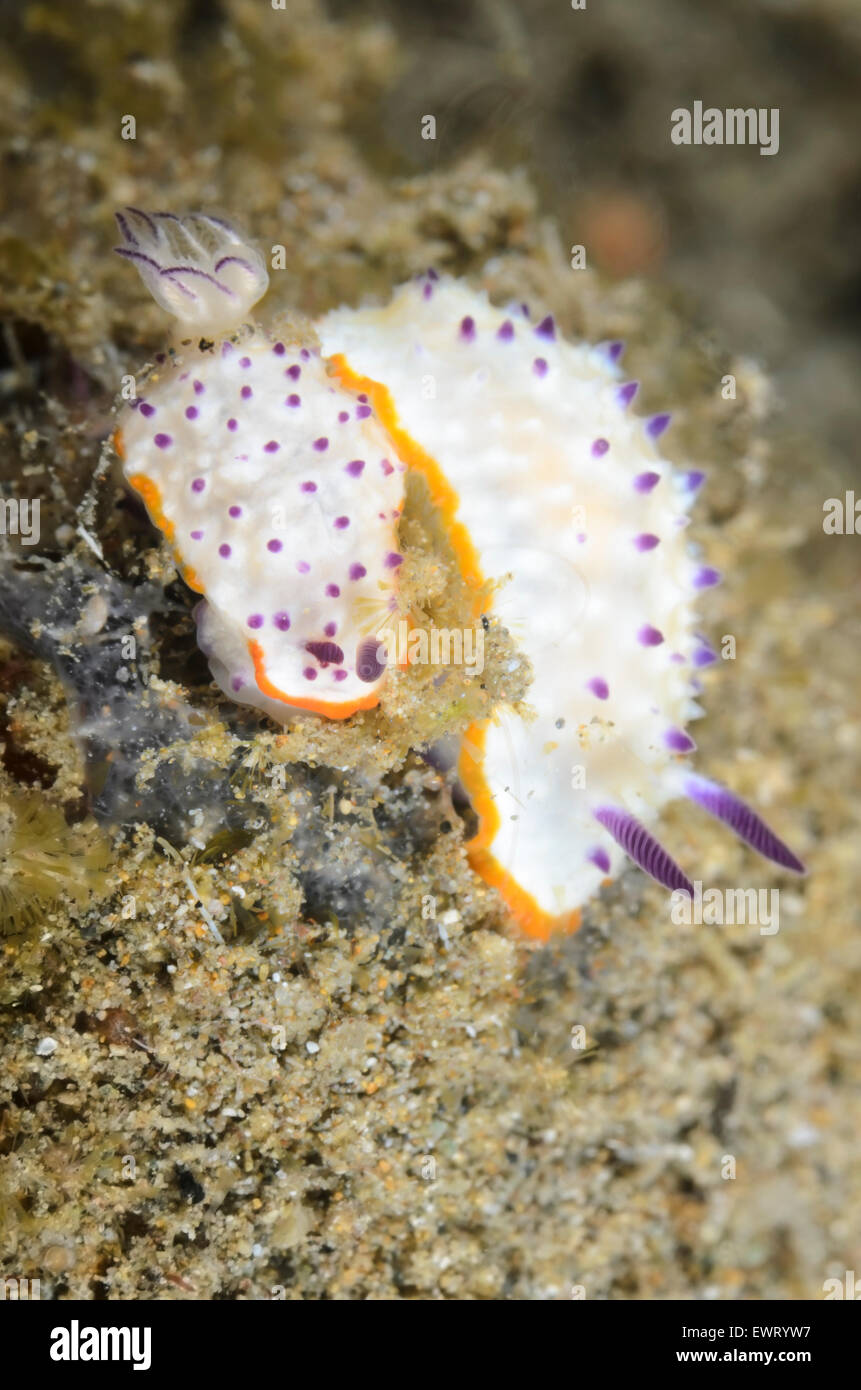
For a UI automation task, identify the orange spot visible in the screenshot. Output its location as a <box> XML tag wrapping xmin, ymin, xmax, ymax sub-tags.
<box><xmin>248</xmin><ymin>639</ymin><xmax>380</xmax><ymax>720</ymax></box>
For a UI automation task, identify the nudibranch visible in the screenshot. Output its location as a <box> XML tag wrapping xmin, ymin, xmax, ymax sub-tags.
<box><xmin>114</xmin><ymin>209</ymin><xmax>805</xmax><ymax>939</ymax></box>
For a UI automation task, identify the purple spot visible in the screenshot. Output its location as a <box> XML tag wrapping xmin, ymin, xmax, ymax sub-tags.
<box><xmin>634</xmin><ymin>471</ymin><xmax>660</xmax><ymax>493</ymax></box>
<box><xmin>185</xmin><ymin>406</ymin><xmax>199</xmax><ymax>420</ymax></box>
<box><xmin>231</xmin><ymin>676</ymin><xmax>243</xmax><ymax>692</ymax></box>
<box><xmin>334</xmin><ymin>669</ymin><xmax>348</xmax><ymax>682</ymax></box>
<box><xmin>638</xmin><ymin>624</ymin><xmax>664</xmax><ymax>646</ymax></box>
<box><xmin>617</xmin><ymin>381</ymin><xmax>639</xmax><ymax>408</ymax></box>
<box><xmin>357</xmin><ymin>393</ymin><xmax>368</xmax><ymax>403</ymax></box>
<box><xmin>314</xmin><ymin>437</ymin><xmax>329</xmax><ymax>452</ymax></box>
<box><xmin>240</xmin><ymin>356</ymin><xmax>252</xmax><ymax>369</ymax></box>
<box><xmin>533</xmin><ymin>357</ymin><xmax>548</xmax><ymax>377</ymax></box>
<box><xmin>274</xmin><ymin>611</ymin><xmax>291</xmax><ymax>631</ymax></box>
<box><xmin>385</xmin><ymin>551</ymin><xmax>403</xmax><ymax>568</ymax></box>
<box><xmin>229</xmin><ymin>505</ymin><xmax>242</xmax><ymax>518</ymax></box>
<box><xmin>154</xmin><ymin>433</ymin><xmax>172</xmax><ymax>449</ymax></box>
<box><xmin>381</xmin><ymin>459</ymin><xmax>394</xmax><ymax>476</ymax></box>
<box><xmin>535</xmin><ymin>314</ymin><xmax>555</xmax><ymax>340</ymax></box>
<box><xmin>591</xmin><ymin>438</ymin><xmax>610</xmax><ymax>458</ymax></box>
<box><xmin>190</xmin><ymin>530</ymin><xmax>204</xmax><ymax>541</ymax></box>
<box><xmin>193</xmin><ymin>379</ymin><xmax>205</xmax><ymax>395</ymax></box>
<box><xmin>301</xmin><ymin>481</ymin><xmax>317</xmax><ymax>493</ymax></box>
<box><xmin>241</xmin><ymin>385</ymin><xmax>253</xmax><ymax>399</ymax></box>
<box><xmin>338</xmin><ymin>411</ymin><xmax>350</xmax><ymax>422</ymax></box>
<box><xmin>286</xmin><ymin>365</ymin><xmax>301</xmax><ymax>380</ymax></box>
<box><xmin>334</xmin><ymin>516</ymin><xmax>350</xmax><ymax>529</ymax></box>
<box><xmin>345</xmin><ymin>459</ymin><xmax>365</xmax><ymax>477</ymax></box>
<box><xmin>587</xmin><ymin>677</ymin><xmax>609</xmax><ymax>700</ymax></box>
<box><xmin>247</xmin><ymin>614</ymin><xmax>264</xmax><ymax>629</ymax></box>
<box><xmin>497</xmin><ymin>320</ymin><xmax>514</xmax><ymax>341</ymax></box>
<box><xmin>267</xmin><ymin>538</ymin><xmax>283</xmax><ymax>553</ymax></box>
<box><xmin>191</xmin><ymin>477</ymin><xmax>206</xmax><ymax>493</ymax></box>
<box><xmin>300</xmin><ymin>349</ymin><xmax>311</xmax><ymax>361</ymax></box>
<box><xmin>694</xmin><ymin>566</ymin><xmax>721</xmax><ymax>589</ymax></box>
<box><xmin>297</xmin><ymin>561</ymin><xmax>310</xmax><ymax>574</ymax></box>
<box><xmin>349</xmin><ymin>563</ymin><xmax>366</xmax><ymax>581</ymax></box>
<box><xmin>264</xmin><ymin>440</ymin><xmax>280</xmax><ymax>453</ymax></box>
<box><xmin>634</xmin><ymin>533</ymin><xmax>661</xmax><ymax>551</ymax></box>
<box><xmin>219</xmin><ymin>544</ymin><xmax>232</xmax><ymax>558</ymax></box>
<box><xmin>357</xmin><ymin>637</ymin><xmax>386</xmax><ymax>682</ymax></box>
<box><xmin>273</xmin><ymin>342</ymin><xmax>286</xmax><ymax>356</ymax></box>
<box><xmin>459</xmin><ymin>316</ymin><xmax>476</xmax><ymax>341</ymax></box>
<box><xmin>287</xmin><ymin>394</ymin><xmax>301</xmax><ymax>407</ymax></box>
<box><xmin>221</xmin><ymin>341</ymin><xmax>234</xmax><ymax>357</ymax></box>
<box><xmin>356</xmin><ymin>405</ymin><xmax>371</xmax><ymax>419</ymax></box>
<box><xmin>306</xmin><ymin>640</ymin><xmax>344</xmax><ymax>666</ymax></box>
<box><xmin>665</xmin><ymin>728</ymin><xmax>696</xmax><ymax>754</ymax></box>
<box><xmin>227</xmin><ymin>418</ymin><xmax>238</xmax><ymax>431</ymax></box>
<box><xmin>326</xmin><ymin>583</ymin><xmax>340</xmax><ymax>597</ymax></box>
<box><xmin>324</xmin><ymin>621</ymin><xmax>337</xmax><ymax>637</ymax></box>
<box><xmin>588</xmin><ymin>848</ymin><xmax>611</xmax><ymax>875</ymax></box>
<box><xmin>139</xmin><ymin>402</ymin><xmax>155</xmax><ymax>418</ymax></box>
<box><xmin>303</xmin><ymin>667</ymin><xmax>317</xmax><ymax>681</ymax></box>
<box><xmin>646</xmin><ymin>412</ymin><xmax>672</xmax><ymax>439</ymax></box>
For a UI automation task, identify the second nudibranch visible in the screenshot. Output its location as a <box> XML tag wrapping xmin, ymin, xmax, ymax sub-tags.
<box><xmin>114</xmin><ymin>209</ymin><xmax>805</xmax><ymax>939</ymax></box>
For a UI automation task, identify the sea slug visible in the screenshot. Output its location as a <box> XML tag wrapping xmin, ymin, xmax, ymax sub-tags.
<box><xmin>114</xmin><ymin>209</ymin><xmax>805</xmax><ymax>939</ymax></box>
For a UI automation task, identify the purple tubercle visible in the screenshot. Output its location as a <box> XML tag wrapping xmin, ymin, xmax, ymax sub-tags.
<box><xmin>617</xmin><ymin>381</ymin><xmax>639</xmax><ymax>408</ymax></box>
<box><xmin>591</xmin><ymin>438</ymin><xmax>610</xmax><ymax>458</ymax></box>
<box><xmin>300</xmin><ymin>481</ymin><xmax>317</xmax><ymax>493</ymax></box>
<box><xmin>665</xmin><ymin>728</ymin><xmax>696</xmax><ymax>753</ymax></box>
<box><xmin>356</xmin><ymin>637</ymin><xmax>386</xmax><ymax>683</ymax></box>
<box><xmin>303</xmin><ymin>667</ymin><xmax>317</xmax><ymax>681</ymax></box>
<box><xmin>638</xmin><ymin>624</ymin><xmax>664</xmax><ymax>647</ymax></box>
<box><xmin>349</xmin><ymin>563</ymin><xmax>367</xmax><ymax>581</ymax></box>
<box><xmin>227</xmin><ymin>418</ymin><xmax>238</xmax><ymax>431</ymax></box>
<box><xmin>306</xmin><ymin>639</ymin><xmax>344</xmax><ymax>666</ymax></box>
<box><xmin>219</xmin><ymin>544</ymin><xmax>231</xmax><ymax>558</ymax></box>
<box><xmin>693</xmin><ymin>566</ymin><xmax>721</xmax><ymax>590</ymax></box>
<box><xmin>228</xmin><ymin>505</ymin><xmax>242</xmax><ymax>518</ymax></box>
<box><xmin>602</xmin><ymin>340</ymin><xmax>625</xmax><ymax>364</ymax></box>
<box><xmin>334</xmin><ymin>669</ymin><xmax>348</xmax><ymax>682</ymax></box>
<box><xmin>683</xmin><ymin>470</ymin><xmax>706</xmax><ymax>492</ymax></box>
<box><xmin>326</xmin><ymin>583</ymin><xmax>340</xmax><ymax>597</ymax></box>
<box><xmin>191</xmin><ymin>477</ymin><xmax>205</xmax><ymax>493</ymax></box>
<box><xmin>385</xmin><ymin>551</ymin><xmax>403</xmax><ymax>568</ymax></box>
<box><xmin>190</xmin><ymin>530</ymin><xmax>204</xmax><ymax>541</ymax></box>
<box><xmin>646</xmin><ymin>413</ymin><xmax>672</xmax><ymax>439</ymax></box>
<box><xmin>314</xmin><ymin>437</ymin><xmax>329</xmax><ymax>452</ymax></box>
<box><xmin>154</xmin><ymin>433</ymin><xmax>172</xmax><ymax>449</ymax></box>
<box><xmin>239</xmin><ymin>356</ymin><xmax>252</xmax><ymax>369</ymax></box>
<box><xmin>287</xmin><ymin>394</ymin><xmax>301</xmax><ymax>407</ymax></box>
<box><xmin>593</xmin><ymin>806</ymin><xmax>694</xmax><ymax>895</ymax></box>
<box><xmin>345</xmin><ymin>459</ymin><xmax>365</xmax><ymax>477</ymax></box>
<box><xmin>587</xmin><ymin>677</ymin><xmax>609</xmax><ymax>700</ymax></box>
<box><xmin>497</xmin><ymin>320</ymin><xmax>515</xmax><ymax>341</ymax></box>
<box><xmin>286</xmin><ymin>365</ymin><xmax>301</xmax><ymax>380</ymax></box>
<box><xmin>535</xmin><ymin>315</ymin><xmax>556</xmax><ymax>340</ymax></box>
<box><xmin>264</xmin><ymin>440</ymin><xmax>280</xmax><ymax>453</ymax></box>
<box><xmin>139</xmin><ymin>402</ymin><xmax>156</xmax><ymax>418</ymax></box>
<box><xmin>692</xmin><ymin>643</ymin><xmax>718</xmax><ymax>667</ymax></box>
<box><xmin>588</xmin><ymin>847</ymin><xmax>612</xmax><ymax>875</ymax></box>
<box><xmin>334</xmin><ymin>516</ymin><xmax>350</xmax><ymax>530</ymax></box>
<box><xmin>338</xmin><ymin>411</ymin><xmax>350</xmax><ymax>423</ymax></box>
<box><xmin>240</xmin><ymin>385</ymin><xmax>253</xmax><ymax>400</ymax></box>
<box><xmin>267</xmin><ymin>538</ymin><xmax>283</xmax><ymax>553</ymax></box>
<box><xmin>634</xmin><ymin>533</ymin><xmax>661</xmax><ymax>551</ymax></box>
<box><xmin>356</xmin><ymin>405</ymin><xmax>371</xmax><ymax>419</ymax></box>
<box><xmin>634</xmin><ymin>471</ymin><xmax>661</xmax><ymax>493</ymax></box>
<box><xmin>460</xmin><ymin>316</ymin><xmax>476</xmax><ymax>341</ymax></box>
<box><xmin>324</xmin><ymin>621</ymin><xmax>337</xmax><ymax>638</ymax></box>
<box><xmin>185</xmin><ymin>405</ymin><xmax>199</xmax><ymax>420</ymax></box>
<box><xmin>684</xmin><ymin>774</ymin><xmax>806</xmax><ymax>873</ymax></box>
<box><xmin>300</xmin><ymin>349</ymin><xmax>311</xmax><ymax>361</ymax></box>
<box><xmin>247</xmin><ymin>613</ymin><xmax>264</xmax><ymax>629</ymax></box>
<box><xmin>274</xmin><ymin>611</ymin><xmax>291</xmax><ymax>631</ymax></box>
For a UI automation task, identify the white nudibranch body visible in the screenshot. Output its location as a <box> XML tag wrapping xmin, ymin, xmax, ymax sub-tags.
<box><xmin>115</xmin><ymin>211</ymin><xmax>805</xmax><ymax>939</ymax></box>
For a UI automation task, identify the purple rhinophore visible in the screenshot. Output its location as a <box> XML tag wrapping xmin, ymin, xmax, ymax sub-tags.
<box><xmin>356</xmin><ymin>636</ymin><xmax>386</xmax><ymax>683</ymax></box>
<box><xmin>634</xmin><ymin>471</ymin><xmax>660</xmax><ymax>493</ymax></box>
<box><xmin>535</xmin><ymin>315</ymin><xmax>555</xmax><ymax>340</ymax></box>
<box><xmin>306</xmin><ymin>639</ymin><xmax>344</xmax><ymax>666</ymax></box>
<box><xmin>587</xmin><ymin>677</ymin><xmax>609</xmax><ymax>700</ymax></box>
<box><xmin>591</xmin><ymin>438</ymin><xmax>610</xmax><ymax>458</ymax></box>
<box><xmin>154</xmin><ymin>433</ymin><xmax>172</xmax><ymax>449</ymax></box>
<box><xmin>692</xmin><ymin>643</ymin><xmax>718</xmax><ymax>667</ymax></box>
<box><xmin>191</xmin><ymin>477</ymin><xmax>205</xmax><ymax>492</ymax></box>
<box><xmin>684</xmin><ymin>775</ymin><xmax>806</xmax><ymax>873</ymax></box>
<box><xmin>497</xmin><ymin>320</ymin><xmax>515</xmax><ymax>341</ymax></box>
<box><xmin>593</xmin><ymin>806</ymin><xmax>693</xmax><ymax>895</ymax></box>
<box><xmin>533</xmin><ymin>357</ymin><xmax>548</xmax><ymax>377</ymax></box>
<box><xmin>693</xmin><ymin>566</ymin><xmax>721</xmax><ymax>590</ymax></box>
<box><xmin>349</xmin><ymin>563</ymin><xmax>367</xmax><ymax>580</ymax></box>
<box><xmin>588</xmin><ymin>847</ymin><xmax>612</xmax><ymax>875</ymax></box>
<box><xmin>617</xmin><ymin>381</ymin><xmax>639</xmax><ymax>408</ymax></box>
<box><xmin>345</xmin><ymin>459</ymin><xmax>365</xmax><ymax>477</ymax></box>
<box><xmin>634</xmin><ymin>533</ymin><xmax>661</xmax><ymax>551</ymax></box>
<box><xmin>381</xmin><ymin>459</ymin><xmax>394</xmax><ymax>476</ymax></box>
<box><xmin>247</xmin><ymin>613</ymin><xmax>264</xmax><ymax>629</ymax></box>
<box><xmin>267</xmin><ymin>538</ymin><xmax>283</xmax><ymax>552</ymax></box>
<box><xmin>638</xmin><ymin>624</ymin><xmax>664</xmax><ymax>646</ymax></box>
<box><xmin>665</xmin><ymin>727</ymin><xmax>696</xmax><ymax>753</ymax></box>
<box><xmin>646</xmin><ymin>413</ymin><xmax>672</xmax><ymax>439</ymax></box>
